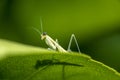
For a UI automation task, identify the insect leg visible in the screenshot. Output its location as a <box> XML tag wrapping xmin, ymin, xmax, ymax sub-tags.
<box><xmin>67</xmin><ymin>34</ymin><xmax>81</xmax><ymax>53</ymax></box>
<box><xmin>47</xmin><ymin>48</ymin><xmax>54</xmax><ymax>51</ymax></box>
<box><xmin>55</xmin><ymin>39</ymin><xmax>59</xmax><ymax>43</ymax></box>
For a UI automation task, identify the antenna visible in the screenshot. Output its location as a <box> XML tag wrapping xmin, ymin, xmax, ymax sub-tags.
<box><xmin>32</xmin><ymin>17</ymin><xmax>43</xmax><ymax>35</ymax></box>
<box><xmin>32</xmin><ymin>27</ymin><xmax>41</xmax><ymax>35</ymax></box>
<box><xmin>40</xmin><ymin>17</ymin><xmax>43</xmax><ymax>33</ymax></box>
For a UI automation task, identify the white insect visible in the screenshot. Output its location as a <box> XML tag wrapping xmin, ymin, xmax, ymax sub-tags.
<box><xmin>33</xmin><ymin>18</ymin><xmax>81</xmax><ymax>53</ymax></box>
<box><xmin>25</xmin><ymin>19</ymin><xmax>81</xmax><ymax>80</ymax></box>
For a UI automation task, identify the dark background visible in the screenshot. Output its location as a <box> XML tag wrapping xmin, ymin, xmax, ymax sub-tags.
<box><xmin>0</xmin><ymin>0</ymin><xmax>120</xmax><ymax>72</ymax></box>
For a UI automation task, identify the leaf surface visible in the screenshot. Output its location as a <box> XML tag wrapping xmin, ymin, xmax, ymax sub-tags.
<box><xmin>0</xmin><ymin>39</ymin><xmax>120</xmax><ymax>80</ymax></box>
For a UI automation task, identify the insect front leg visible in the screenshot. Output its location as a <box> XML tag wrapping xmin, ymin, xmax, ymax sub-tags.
<box><xmin>47</xmin><ymin>48</ymin><xmax>54</xmax><ymax>51</ymax></box>
<box><xmin>55</xmin><ymin>39</ymin><xmax>59</xmax><ymax>43</ymax></box>
<box><xmin>67</xmin><ymin>34</ymin><xmax>81</xmax><ymax>53</ymax></box>
<box><xmin>45</xmin><ymin>37</ymin><xmax>57</xmax><ymax>50</ymax></box>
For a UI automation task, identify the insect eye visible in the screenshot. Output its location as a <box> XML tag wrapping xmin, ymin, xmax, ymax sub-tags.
<box><xmin>43</xmin><ymin>32</ymin><xmax>47</xmax><ymax>35</ymax></box>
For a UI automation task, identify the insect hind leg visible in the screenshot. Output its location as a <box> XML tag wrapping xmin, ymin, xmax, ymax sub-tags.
<box><xmin>67</xmin><ymin>34</ymin><xmax>81</xmax><ymax>53</ymax></box>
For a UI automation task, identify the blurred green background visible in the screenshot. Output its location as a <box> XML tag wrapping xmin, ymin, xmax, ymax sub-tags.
<box><xmin>0</xmin><ymin>0</ymin><xmax>120</xmax><ymax>72</ymax></box>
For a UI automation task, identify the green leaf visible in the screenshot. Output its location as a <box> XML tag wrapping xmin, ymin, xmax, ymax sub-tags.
<box><xmin>0</xmin><ymin>39</ymin><xmax>120</xmax><ymax>80</ymax></box>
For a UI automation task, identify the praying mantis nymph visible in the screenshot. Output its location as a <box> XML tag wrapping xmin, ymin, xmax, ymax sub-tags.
<box><xmin>25</xmin><ymin>19</ymin><xmax>81</xmax><ymax>80</ymax></box>
<box><xmin>33</xmin><ymin>18</ymin><xmax>81</xmax><ymax>53</ymax></box>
